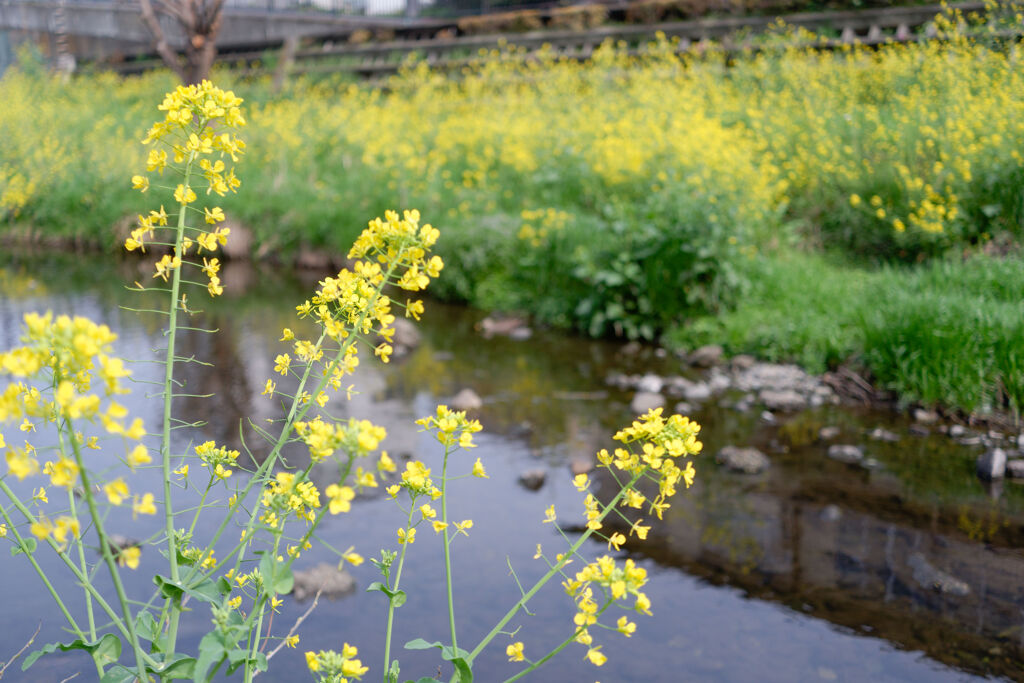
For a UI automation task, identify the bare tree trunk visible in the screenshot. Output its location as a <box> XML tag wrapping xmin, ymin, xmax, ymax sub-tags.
<box><xmin>137</xmin><ymin>0</ymin><xmax>225</xmax><ymax>84</ymax></box>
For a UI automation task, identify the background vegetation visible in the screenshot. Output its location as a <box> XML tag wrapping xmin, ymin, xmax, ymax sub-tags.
<box><xmin>1</xmin><ymin>5</ymin><xmax>1022</xmax><ymax>415</ymax></box>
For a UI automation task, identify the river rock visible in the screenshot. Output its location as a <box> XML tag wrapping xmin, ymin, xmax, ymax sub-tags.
<box><xmin>220</xmin><ymin>219</ymin><xmax>254</xmax><ymax>260</ymax></box>
<box><xmin>907</xmin><ymin>553</ymin><xmax>970</xmax><ymax>596</ymax></box>
<box><xmin>569</xmin><ymin>455</ymin><xmax>595</xmax><ymax>476</ymax></box>
<box><xmin>730</xmin><ymin>354</ymin><xmax>756</xmax><ymax>371</ymax></box>
<box><xmin>912</xmin><ymin>408</ymin><xmax>940</xmax><ymax>424</ymax></box>
<box><xmin>291</xmin><ymin>563</ymin><xmax>356</xmax><ymax>601</ymax></box>
<box><xmin>689</xmin><ymin>344</ymin><xmax>723</xmax><ymax>367</ymax></box>
<box><xmin>948</xmin><ymin>424</ymin><xmax>968</xmax><ymax>438</ymax></box>
<box><xmin>716</xmin><ymin>446</ymin><xmax>770</xmax><ymax>474</ymax></box>
<box><xmin>818</xmin><ymin>426</ymin><xmax>841</xmax><ymax>441</ymax></box>
<box><xmin>759</xmin><ymin>389</ymin><xmax>806</xmax><ymax>412</ymax></box>
<box><xmin>631</xmin><ymin>391</ymin><xmax>664</xmax><ymax>414</ymax></box>
<box><xmin>674</xmin><ymin>401</ymin><xmax>696</xmax><ymax>415</ymax></box>
<box><xmin>819</xmin><ymin>504</ymin><xmax>842</xmax><ymax>522</ymax></box>
<box><xmin>1006</xmin><ymin>460</ymin><xmax>1024</xmax><ymax>479</ymax></box>
<box><xmin>977</xmin><ymin>448</ymin><xmax>1007</xmax><ymax>481</ymax></box>
<box><xmin>707</xmin><ymin>370</ymin><xmax>731</xmax><ymax>394</ymax></box>
<box><xmin>636</xmin><ymin>373</ymin><xmax>664</xmax><ymax>394</ymax></box>
<box><xmin>451</xmin><ymin>388</ymin><xmax>483</xmax><ymax>411</ymax></box>
<box><xmin>867</xmin><ymin>427</ymin><xmax>900</xmax><ymax>442</ymax></box>
<box><xmin>908</xmin><ymin>425</ymin><xmax>930</xmax><ymax>437</ymax></box>
<box><xmin>478</xmin><ymin>316</ymin><xmax>531</xmax><ymax>339</ymax></box>
<box><xmin>681</xmin><ymin>382</ymin><xmax>712</xmax><ymax>403</ymax></box>
<box><xmin>518</xmin><ymin>469</ymin><xmax>546</xmax><ymax>491</ymax></box>
<box><xmin>827</xmin><ymin>444</ymin><xmax>864</xmax><ymax>464</ymax></box>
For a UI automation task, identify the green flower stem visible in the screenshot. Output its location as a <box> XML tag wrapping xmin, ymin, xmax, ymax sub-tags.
<box><xmin>241</xmin><ymin>532</ymin><xmax>282</xmax><ymax>683</ymax></box>
<box><xmin>501</xmin><ymin>602</ymin><xmax>612</xmax><ymax>683</ymax></box>
<box><xmin>439</xmin><ymin>442</ymin><xmax>458</xmax><ymax>651</ymax></box>
<box><xmin>55</xmin><ymin>419</ymin><xmax>97</xmax><ymax>641</ymax></box>
<box><xmin>187</xmin><ymin>477</ymin><xmax>215</xmax><ymax>540</ymax></box>
<box><xmin>161</xmin><ymin>150</ymin><xmax>197</xmax><ymax>657</ymax></box>
<box><xmin>383</xmin><ymin>504</ymin><xmax>417</xmax><ymax>682</ymax></box>
<box><xmin>0</xmin><ymin>497</ymin><xmax>85</xmax><ymax>641</ymax></box>
<box><xmin>464</xmin><ymin>470</ymin><xmax>644</xmax><ymax>666</ymax></box>
<box><xmin>65</xmin><ymin>418</ymin><xmax>152</xmax><ymax>679</ymax></box>
<box><xmin>0</xmin><ymin>479</ymin><xmax>137</xmax><ymax>650</ymax></box>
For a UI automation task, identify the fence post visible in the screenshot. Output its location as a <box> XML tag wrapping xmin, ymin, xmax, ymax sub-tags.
<box><xmin>273</xmin><ymin>35</ymin><xmax>299</xmax><ymax>93</ymax></box>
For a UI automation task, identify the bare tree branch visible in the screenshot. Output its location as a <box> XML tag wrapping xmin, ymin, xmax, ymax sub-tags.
<box><xmin>0</xmin><ymin>622</ymin><xmax>42</xmax><ymax>679</ymax></box>
<box><xmin>138</xmin><ymin>0</ymin><xmax>188</xmax><ymax>81</ymax></box>
<box><xmin>253</xmin><ymin>587</ymin><xmax>324</xmax><ymax>675</ymax></box>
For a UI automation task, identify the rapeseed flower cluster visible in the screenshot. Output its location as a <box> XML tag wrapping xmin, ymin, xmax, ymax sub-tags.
<box><xmin>0</xmin><ymin>312</ymin><xmax>156</xmax><ymax>561</ymax></box>
<box><xmin>127</xmin><ymin>80</ymin><xmax>245</xmax><ymax>297</ymax></box>
<box><xmin>305</xmin><ymin>644</ymin><xmax>368</xmax><ymax>682</ymax></box>
<box><xmin>531</xmin><ymin>409</ymin><xmax>701</xmax><ymax>669</ymax></box>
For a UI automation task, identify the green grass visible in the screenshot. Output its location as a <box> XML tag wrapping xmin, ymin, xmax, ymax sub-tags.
<box><xmin>670</xmin><ymin>252</ymin><xmax>1024</xmax><ymax>417</ymax></box>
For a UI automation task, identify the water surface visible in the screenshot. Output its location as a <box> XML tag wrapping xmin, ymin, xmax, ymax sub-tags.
<box><xmin>1</xmin><ymin>252</ymin><xmax>1021</xmax><ymax>682</ymax></box>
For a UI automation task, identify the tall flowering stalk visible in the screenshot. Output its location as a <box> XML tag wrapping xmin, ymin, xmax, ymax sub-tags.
<box><xmin>0</xmin><ymin>80</ymin><xmax>702</xmax><ymax>683</ymax></box>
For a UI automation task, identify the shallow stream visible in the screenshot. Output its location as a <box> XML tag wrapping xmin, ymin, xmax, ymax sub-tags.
<box><xmin>1</xmin><ymin>252</ymin><xmax>1022</xmax><ymax>682</ymax></box>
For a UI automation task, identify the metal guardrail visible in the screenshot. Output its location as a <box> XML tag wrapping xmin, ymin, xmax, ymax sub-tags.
<box><xmin>109</xmin><ymin>1</ymin><xmax>987</xmax><ymax>78</ymax></box>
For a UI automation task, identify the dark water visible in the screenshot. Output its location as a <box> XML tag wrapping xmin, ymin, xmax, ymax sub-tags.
<box><xmin>1</xmin><ymin>252</ymin><xmax>1022</xmax><ymax>682</ymax></box>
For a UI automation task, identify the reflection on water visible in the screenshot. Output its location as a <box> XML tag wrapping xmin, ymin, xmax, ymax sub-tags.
<box><xmin>1</xmin><ymin>252</ymin><xmax>1022</xmax><ymax>682</ymax></box>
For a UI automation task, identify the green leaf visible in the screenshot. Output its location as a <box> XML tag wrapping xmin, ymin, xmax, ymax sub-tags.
<box><xmin>23</xmin><ymin>633</ymin><xmax>121</xmax><ymax>671</ymax></box>
<box><xmin>99</xmin><ymin>665</ymin><xmax>137</xmax><ymax>683</ymax></box>
<box><xmin>184</xmin><ymin>576</ymin><xmax>227</xmax><ymax>605</ymax></box>
<box><xmin>403</xmin><ymin>678</ymin><xmax>439</xmax><ymax>683</ymax></box>
<box><xmin>135</xmin><ymin>611</ymin><xmax>159</xmax><ymax>643</ymax></box>
<box><xmin>153</xmin><ymin>574</ymin><xmax>184</xmax><ymax>602</ymax></box>
<box><xmin>448</xmin><ymin>656</ymin><xmax>473</xmax><ymax>682</ymax></box>
<box><xmin>368</xmin><ymin>582</ymin><xmax>406</xmax><ymax>608</ymax></box>
<box><xmin>404</xmin><ymin>638</ymin><xmax>442</xmax><ymax>651</ymax></box>
<box><xmin>225</xmin><ymin>648</ymin><xmax>249</xmax><ymax>675</ymax></box>
<box><xmin>11</xmin><ymin>537</ymin><xmax>37</xmax><ymax>556</ymax></box>
<box><xmin>151</xmin><ymin>654</ymin><xmax>196</xmax><ymax>679</ymax></box>
<box><xmin>192</xmin><ymin>632</ymin><xmax>226</xmax><ymax>683</ymax></box>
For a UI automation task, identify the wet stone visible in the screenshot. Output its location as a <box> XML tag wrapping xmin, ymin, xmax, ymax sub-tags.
<box><xmin>1006</xmin><ymin>459</ymin><xmax>1024</xmax><ymax>479</ymax></box>
<box><xmin>819</xmin><ymin>505</ymin><xmax>842</xmax><ymax>522</ymax></box>
<box><xmin>977</xmin><ymin>448</ymin><xmax>1007</xmax><ymax>481</ymax></box>
<box><xmin>674</xmin><ymin>401</ymin><xmax>696</xmax><ymax>416</ymax></box>
<box><xmin>730</xmin><ymin>354</ymin><xmax>756</xmax><ymax>371</ymax></box>
<box><xmin>908</xmin><ymin>424</ymin><xmax>930</xmax><ymax>437</ymax></box>
<box><xmin>818</xmin><ymin>426</ymin><xmax>841</xmax><ymax>441</ymax></box>
<box><xmin>827</xmin><ymin>444</ymin><xmax>864</xmax><ymax>464</ymax></box>
<box><xmin>867</xmin><ymin>427</ymin><xmax>900</xmax><ymax>442</ymax></box>
<box><xmin>636</xmin><ymin>373</ymin><xmax>664</xmax><ymax>394</ymax></box>
<box><xmin>907</xmin><ymin>553</ymin><xmax>971</xmax><ymax>597</ymax></box>
<box><xmin>631</xmin><ymin>391</ymin><xmax>664</xmax><ymax>414</ymax></box>
<box><xmin>682</xmin><ymin>382</ymin><xmax>712</xmax><ymax>403</ymax></box>
<box><xmin>451</xmin><ymin>388</ymin><xmax>483</xmax><ymax>411</ymax></box>
<box><xmin>948</xmin><ymin>424</ymin><xmax>968</xmax><ymax>438</ymax></box>
<box><xmin>518</xmin><ymin>469</ymin><xmax>547</xmax><ymax>491</ymax></box>
<box><xmin>689</xmin><ymin>344</ymin><xmax>723</xmax><ymax>367</ymax></box>
<box><xmin>912</xmin><ymin>408</ymin><xmax>940</xmax><ymax>424</ymax></box>
<box><xmin>759</xmin><ymin>389</ymin><xmax>806</xmax><ymax>412</ymax></box>
<box><xmin>716</xmin><ymin>446</ymin><xmax>770</xmax><ymax>474</ymax></box>
<box><xmin>569</xmin><ymin>455</ymin><xmax>595</xmax><ymax>476</ymax></box>
<box><xmin>291</xmin><ymin>563</ymin><xmax>356</xmax><ymax>601</ymax></box>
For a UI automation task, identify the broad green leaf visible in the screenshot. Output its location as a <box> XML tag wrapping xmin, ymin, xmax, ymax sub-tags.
<box><xmin>99</xmin><ymin>665</ymin><xmax>137</xmax><ymax>683</ymax></box>
<box><xmin>192</xmin><ymin>631</ymin><xmax>226</xmax><ymax>683</ymax></box>
<box><xmin>23</xmin><ymin>633</ymin><xmax>121</xmax><ymax>671</ymax></box>
<box><xmin>368</xmin><ymin>582</ymin><xmax>406</xmax><ymax>607</ymax></box>
<box><xmin>11</xmin><ymin>537</ymin><xmax>37</xmax><ymax>556</ymax></box>
<box><xmin>403</xmin><ymin>638</ymin><xmax>441</xmax><ymax>651</ymax></box>
<box><xmin>153</xmin><ymin>574</ymin><xmax>184</xmax><ymax>602</ymax></box>
<box><xmin>135</xmin><ymin>611</ymin><xmax>158</xmax><ymax>643</ymax></box>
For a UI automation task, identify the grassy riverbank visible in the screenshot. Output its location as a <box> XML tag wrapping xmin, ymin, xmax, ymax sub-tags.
<box><xmin>1</xmin><ymin>4</ymin><xmax>1022</xmax><ymax>416</ymax></box>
